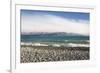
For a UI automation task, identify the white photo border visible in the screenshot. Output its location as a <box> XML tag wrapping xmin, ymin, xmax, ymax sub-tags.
<box><xmin>11</xmin><ymin>2</ymin><xmax>96</xmax><ymax>73</ymax></box>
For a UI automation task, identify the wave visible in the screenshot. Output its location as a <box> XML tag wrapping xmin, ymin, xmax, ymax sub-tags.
<box><xmin>67</xmin><ymin>43</ymin><xmax>89</xmax><ymax>47</ymax></box>
<box><xmin>21</xmin><ymin>42</ymin><xmax>89</xmax><ymax>47</ymax></box>
<box><xmin>21</xmin><ymin>42</ymin><xmax>48</xmax><ymax>46</ymax></box>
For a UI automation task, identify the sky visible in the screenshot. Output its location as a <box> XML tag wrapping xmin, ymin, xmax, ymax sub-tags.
<box><xmin>21</xmin><ymin>9</ymin><xmax>90</xmax><ymax>35</ymax></box>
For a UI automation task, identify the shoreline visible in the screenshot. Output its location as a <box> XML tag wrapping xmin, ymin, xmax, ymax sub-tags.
<box><xmin>21</xmin><ymin>42</ymin><xmax>89</xmax><ymax>47</ymax></box>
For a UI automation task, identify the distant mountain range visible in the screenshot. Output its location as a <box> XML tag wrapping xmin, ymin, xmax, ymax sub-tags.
<box><xmin>21</xmin><ymin>32</ymin><xmax>88</xmax><ymax>36</ymax></box>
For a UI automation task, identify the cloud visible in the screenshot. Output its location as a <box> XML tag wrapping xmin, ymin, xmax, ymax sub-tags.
<box><xmin>21</xmin><ymin>14</ymin><xmax>89</xmax><ymax>36</ymax></box>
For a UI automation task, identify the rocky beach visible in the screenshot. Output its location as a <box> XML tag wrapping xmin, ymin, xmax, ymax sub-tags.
<box><xmin>21</xmin><ymin>45</ymin><xmax>89</xmax><ymax>63</ymax></box>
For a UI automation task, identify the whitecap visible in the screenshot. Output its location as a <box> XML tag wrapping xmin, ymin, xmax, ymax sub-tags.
<box><xmin>52</xmin><ymin>44</ymin><xmax>61</xmax><ymax>47</ymax></box>
<box><xmin>68</xmin><ymin>43</ymin><xmax>89</xmax><ymax>47</ymax></box>
<box><xmin>32</xmin><ymin>43</ymin><xmax>48</xmax><ymax>46</ymax></box>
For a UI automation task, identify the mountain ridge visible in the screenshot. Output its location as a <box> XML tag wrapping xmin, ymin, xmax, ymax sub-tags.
<box><xmin>21</xmin><ymin>32</ymin><xmax>88</xmax><ymax>36</ymax></box>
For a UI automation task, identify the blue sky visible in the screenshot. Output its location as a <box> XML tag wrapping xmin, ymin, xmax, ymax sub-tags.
<box><xmin>21</xmin><ymin>9</ymin><xmax>90</xmax><ymax>35</ymax></box>
<box><xmin>21</xmin><ymin>9</ymin><xmax>89</xmax><ymax>22</ymax></box>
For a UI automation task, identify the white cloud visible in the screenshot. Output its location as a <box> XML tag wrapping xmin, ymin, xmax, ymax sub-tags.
<box><xmin>21</xmin><ymin>14</ymin><xmax>89</xmax><ymax>36</ymax></box>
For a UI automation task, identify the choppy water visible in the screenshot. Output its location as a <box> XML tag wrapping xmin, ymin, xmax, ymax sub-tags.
<box><xmin>21</xmin><ymin>34</ymin><xmax>89</xmax><ymax>47</ymax></box>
